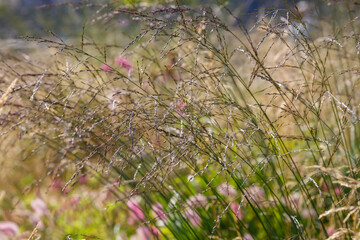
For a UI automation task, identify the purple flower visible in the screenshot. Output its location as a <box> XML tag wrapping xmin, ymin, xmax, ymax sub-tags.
<box><xmin>115</xmin><ymin>57</ymin><xmax>133</xmax><ymax>72</ymax></box>
<box><xmin>0</xmin><ymin>221</ymin><xmax>19</xmax><ymax>237</ymax></box>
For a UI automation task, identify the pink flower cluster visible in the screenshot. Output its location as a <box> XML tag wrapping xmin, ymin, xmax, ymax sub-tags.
<box><xmin>127</xmin><ymin>198</ymin><xmax>163</xmax><ymax>240</ymax></box>
<box><xmin>101</xmin><ymin>56</ymin><xmax>133</xmax><ymax>74</ymax></box>
<box><xmin>115</xmin><ymin>57</ymin><xmax>133</xmax><ymax>72</ymax></box>
<box><xmin>130</xmin><ymin>226</ymin><xmax>159</xmax><ymax>240</ymax></box>
<box><xmin>127</xmin><ymin>198</ymin><xmax>146</xmax><ymax>224</ymax></box>
<box><xmin>0</xmin><ymin>221</ymin><xmax>19</xmax><ymax>238</ymax></box>
<box><xmin>29</xmin><ymin>198</ymin><xmax>49</xmax><ymax>230</ymax></box>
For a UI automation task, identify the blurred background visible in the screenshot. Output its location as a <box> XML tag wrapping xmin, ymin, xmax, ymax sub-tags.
<box><xmin>0</xmin><ymin>0</ymin><xmax>306</xmax><ymax>39</ymax></box>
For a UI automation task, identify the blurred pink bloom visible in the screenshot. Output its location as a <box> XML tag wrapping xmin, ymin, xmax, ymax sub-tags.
<box><xmin>186</xmin><ymin>194</ymin><xmax>207</xmax><ymax>208</ymax></box>
<box><xmin>131</xmin><ymin>226</ymin><xmax>152</xmax><ymax>240</ymax></box>
<box><xmin>152</xmin><ymin>227</ymin><xmax>160</xmax><ymax>238</ymax></box>
<box><xmin>0</xmin><ymin>221</ymin><xmax>19</xmax><ymax>237</ymax></box>
<box><xmin>184</xmin><ymin>209</ymin><xmax>201</xmax><ymax>227</ymax></box>
<box><xmin>334</xmin><ymin>187</ymin><xmax>341</xmax><ymax>195</ymax></box>
<box><xmin>71</xmin><ymin>195</ymin><xmax>80</xmax><ymax>205</ymax></box>
<box><xmin>50</xmin><ymin>178</ymin><xmax>63</xmax><ymax>190</ymax></box>
<box><xmin>217</xmin><ymin>183</ymin><xmax>237</xmax><ymax>198</ymax></box>
<box><xmin>115</xmin><ymin>57</ymin><xmax>133</xmax><ymax>72</ymax></box>
<box><xmin>246</xmin><ymin>186</ymin><xmax>265</xmax><ymax>204</ymax></box>
<box><xmin>243</xmin><ymin>233</ymin><xmax>254</xmax><ymax>240</ymax></box>
<box><xmin>63</xmin><ymin>187</ymin><xmax>70</xmax><ymax>194</ymax></box>
<box><xmin>152</xmin><ymin>203</ymin><xmax>167</xmax><ymax>221</ymax></box>
<box><xmin>29</xmin><ymin>215</ymin><xmax>44</xmax><ymax>230</ymax></box>
<box><xmin>31</xmin><ymin>198</ymin><xmax>48</xmax><ymax>217</ymax></box>
<box><xmin>176</xmin><ymin>101</ymin><xmax>185</xmax><ymax>116</ymax></box>
<box><xmin>78</xmin><ymin>175</ymin><xmax>87</xmax><ymax>184</ymax></box>
<box><xmin>327</xmin><ymin>228</ymin><xmax>336</xmax><ymax>236</ymax></box>
<box><xmin>301</xmin><ymin>208</ymin><xmax>316</xmax><ymax>219</ymax></box>
<box><xmin>101</xmin><ymin>64</ymin><xmax>113</xmax><ymax>72</ymax></box>
<box><xmin>127</xmin><ymin>198</ymin><xmax>145</xmax><ymax>223</ymax></box>
<box><xmin>229</xmin><ymin>202</ymin><xmax>242</xmax><ymax>220</ymax></box>
<box><xmin>321</xmin><ymin>184</ymin><xmax>328</xmax><ymax>191</ymax></box>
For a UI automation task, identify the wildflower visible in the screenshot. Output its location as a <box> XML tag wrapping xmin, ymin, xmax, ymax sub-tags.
<box><xmin>29</xmin><ymin>215</ymin><xmax>44</xmax><ymax>230</ymax></box>
<box><xmin>50</xmin><ymin>178</ymin><xmax>63</xmax><ymax>191</ymax></box>
<box><xmin>115</xmin><ymin>57</ymin><xmax>133</xmax><ymax>72</ymax></box>
<box><xmin>229</xmin><ymin>202</ymin><xmax>242</xmax><ymax>220</ymax></box>
<box><xmin>78</xmin><ymin>175</ymin><xmax>87</xmax><ymax>184</ymax></box>
<box><xmin>0</xmin><ymin>221</ymin><xmax>19</xmax><ymax>237</ymax></box>
<box><xmin>176</xmin><ymin>100</ymin><xmax>185</xmax><ymax>116</ymax></box>
<box><xmin>100</xmin><ymin>64</ymin><xmax>113</xmax><ymax>72</ymax></box>
<box><xmin>246</xmin><ymin>186</ymin><xmax>265</xmax><ymax>204</ymax></box>
<box><xmin>334</xmin><ymin>187</ymin><xmax>341</xmax><ymax>195</ymax></box>
<box><xmin>184</xmin><ymin>209</ymin><xmax>201</xmax><ymax>227</ymax></box>
<box><xmin>327</xmin><ymin>228</ymin><xmax>336</xmax><ymax>236</ymax></box>
<box><xmin>186</xmin><ymin>194</ymin><xmax>207</xmax><ymax>208</ymax></box>
<box><xmin>243</xmin><ymin>233</ymin><xmax>254</xmax><ymax>240</ymax></box>
<box><xmin>151</xmin><ymin>227</ymin><xmax>160</xmax><ymax>238</ymax></box>
<box><xmin>31</xmin><ymin>198</ymin><xmax>48</xmax><ymax>217</ymax></box>
<box><xmin>131</xmin><ymin>226</ymin><xmax>152</xmax><ymax>240</ymax></box>
<box><xmin>130</xmin><ymin>226</ymin><xmax>159</xmax><ymax>240</ymax></box>
<box><xmin>71</xmin><ymin>195</ymin><xmax>80</xmax><ymax>205</ymax></box>
<box><xmin>217</xmin><ymin>183</ymin><xmax>237</xmax><ymax>198</ymax></box>
<box><xmin>152</xmin><ymin>203</ymin><xmax>167</xmax><ymax>221</ymax></box>
<box><xmin>127</xmin><ymin>198</ymin><xmax>145</xmax><ymax>223</ymax></box>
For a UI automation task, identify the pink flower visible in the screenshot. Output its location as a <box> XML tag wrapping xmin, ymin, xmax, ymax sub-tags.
<box><xmin>186</xmin><ymin>194</ymin><xmax>207</xmax><ymax>208</ymax></box>
<box><xmin>101</xmin><ymin>64</ymin><xmax>113</xmax><ymax>72</ymax></box>
<box><xmin>131</xmin><ymin>226</ymin><xmax>158</xmax><ymax>240</ymax></box>
<box><xmin>31</xmin><ymin>198</ymin><xmax>48</xmax><ymax>217</ymax></box>
<box><xmin>334</xmin><ymin>187</ymin><xmax>341</xmax><ymax>195</ymax></box>
<box><xmin>176</xmin><ymin>101</ymin><xmax>185</xmax><ymax>116</ymax></box>
<box><xmin>50</xmin><ymin>178</ymin><xmax>63</xmax><ymax>190</ymax></box>
<box><xmin>0</xmin><ymin>221</ymin><xmax>19</xmax><ymax>237</ymax></box>
<box><xmin>327</xmin><ymin>228</ymin><xmax>336</xmax><ymax>236</ymax></box>
<box><xmin>115</xmin><ymin>57</ymin><xmax>133</xmax><ymax>72</ymax></box>
<box><xmin>29</xmin><ymin>215</ymin><xmax>44</xmax><ymax>230</ymax></box>
<box><xmin>152</xmin><ymin>203</ymin><xmax>167</xmax><ymax>221</ymax></box>
<box><xmin>127</xmin><ymin>198</ymin><xmax>145</xmax><ymax>223</ymax></box>
<box><xmin>131</xmin><ymin>226</ymin><xmax>150</xmax><ymax>240</ymax></box>
<box><xmin>184</xmin><ymin>209</ymin><xmax>201</xmax><ymax>227</ymax></box>
<box><xmin>230</xmin><ymin>202</ymin><xmax>242</xmax><ymax>220</ymax></box>
<box><xmin>71</xmin><ymin>195</ymin><xmax>80</xmax><ymax>205</ymax></box>
<box><xmin>78</xmin><ymin>175</ymin><xmax>87</xmax><ymax>184</ymax></box>
<box><xmin>243</xmin><ymin>233</ymin><xmax>254</xmax><ymax>240</ymax></box>
<box><xmin>217</xmin><ymin>183</ymin><xmax>237</xmax><ymax>198</ymax></box>
<box><xmin>246</xmin><ymin>186</ymin><xmax>265</xmax><ymax>204</ymax></box>
<box><xmin>152</xmin><ymin>227</ymin><xmax>160</xmax><ymax>238</ymax></box>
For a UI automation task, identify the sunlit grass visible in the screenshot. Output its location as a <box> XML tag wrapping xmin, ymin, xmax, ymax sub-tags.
<box><xmin>1</xmin><ymin>1</ymin><xmax>360</xmax><ymax>239</ymax></box>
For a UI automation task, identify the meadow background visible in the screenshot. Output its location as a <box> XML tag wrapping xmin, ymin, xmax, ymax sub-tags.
<box><xmin>1</xmin><ymin>0</ymin><xmax>360</xmax><ymax>239</ymax></box>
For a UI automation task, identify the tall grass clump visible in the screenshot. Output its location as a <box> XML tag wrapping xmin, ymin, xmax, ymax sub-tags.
<box><xmin>1</xmin><ymin>0</ymin><xmax>360</xmax><ymax>239</ymax></box>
